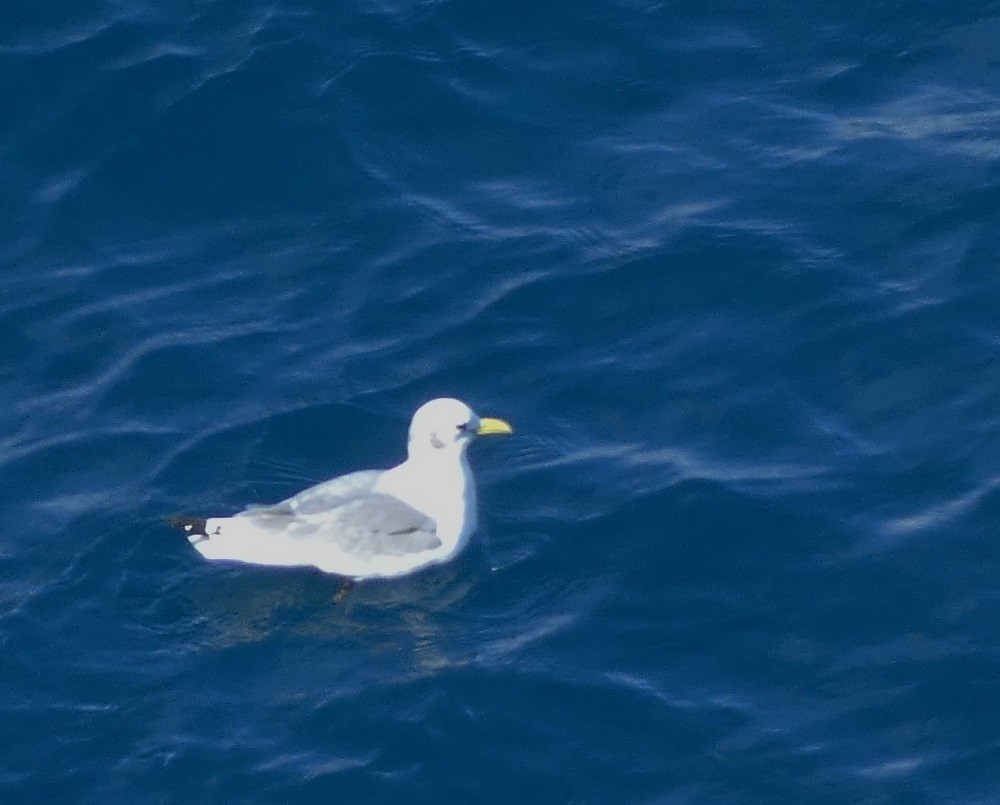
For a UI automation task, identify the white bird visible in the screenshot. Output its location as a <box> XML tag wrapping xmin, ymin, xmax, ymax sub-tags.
<box><xmin>169</xmin><ymin>398</ymin><xmax>513</xmax><ymax>580</ymax></box>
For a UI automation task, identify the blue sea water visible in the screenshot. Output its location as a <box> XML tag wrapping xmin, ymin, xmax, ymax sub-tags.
<box><xmin>2</xmin><ymin>0</ymin><xmax>1000</xmax><ymax>801</ymax></box>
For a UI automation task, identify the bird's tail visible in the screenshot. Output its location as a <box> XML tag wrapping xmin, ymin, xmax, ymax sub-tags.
<box><xmin>167</xmin><ymin>515</ymin><xmax>209</xmax><ymax>538</ymax></box>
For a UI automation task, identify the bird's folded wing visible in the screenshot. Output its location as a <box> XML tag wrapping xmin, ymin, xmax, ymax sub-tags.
<box><xmin>238</xmin><ymin>492</ymin><xmax>441</xmax><ymax>560</ymax></box>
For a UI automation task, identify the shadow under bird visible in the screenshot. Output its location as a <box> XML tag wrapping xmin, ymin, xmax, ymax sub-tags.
<box><xmin>169</xmin><ymin>398</ymin><xmax>513</xmax><ymax>580</ymax></box>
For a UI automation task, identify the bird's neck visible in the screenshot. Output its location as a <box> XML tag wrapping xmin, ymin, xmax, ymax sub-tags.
<box><xmin>376</xmin><ymin>450</ymin><xmax>477</xmax><ymax>549</ymax></box>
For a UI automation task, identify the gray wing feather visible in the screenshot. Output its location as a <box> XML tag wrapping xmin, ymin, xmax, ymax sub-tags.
<box><xmin>279</xmin><ymin>469</ymin><xmax>383</xmax><ymax>515</ymax></box>
<box><xmin>323</xmin><ymin>495</ymin><xmax>441</xmax><ymax>558</ymax></box>
<box><xmin>238</xmin><ymin>490</ymin><xmax>440</xmax><ymax>561</ymax></box>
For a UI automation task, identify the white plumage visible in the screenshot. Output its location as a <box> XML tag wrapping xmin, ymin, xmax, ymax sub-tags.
<box><xmin>170</xmin><ymin>398</ymin><xmax>512</xmax><ymax>579</ymax></box>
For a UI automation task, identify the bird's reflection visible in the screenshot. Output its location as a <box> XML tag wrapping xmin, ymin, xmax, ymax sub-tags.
<box><xmin>181</xmin><ymin>560</ymin><xmax>480</xmax><ymax>674</ymax></box>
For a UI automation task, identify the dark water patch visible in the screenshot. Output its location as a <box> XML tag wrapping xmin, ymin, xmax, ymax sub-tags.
<box><xmin>3</xmin><ymin>0</ymin><xmax>1000</xmax><ymax>800</ymax></box>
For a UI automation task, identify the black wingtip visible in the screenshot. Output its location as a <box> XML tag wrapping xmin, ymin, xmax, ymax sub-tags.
<box><xmin>167</xmin><ymin>515</ymin><xmax>209</xmax><ymax>538</ymax></box>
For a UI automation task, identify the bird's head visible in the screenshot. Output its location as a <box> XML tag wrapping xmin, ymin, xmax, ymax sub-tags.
<box><xmin>407</xmin><ymin>397</ymin><xmax>513</xmax><ymax>457</ymax></box>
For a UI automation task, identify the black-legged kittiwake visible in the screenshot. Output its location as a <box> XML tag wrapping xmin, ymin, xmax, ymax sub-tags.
<box><xmin>169</xmin><ymin>398</ymin><xmax>513</xmax><ymax>579</ymax></box>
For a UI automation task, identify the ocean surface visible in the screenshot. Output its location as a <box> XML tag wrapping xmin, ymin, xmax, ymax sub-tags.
<box><xmin>2</xmin><ymin>1</ymin><xmax>1000</xmax><ymax>801</ymax></box>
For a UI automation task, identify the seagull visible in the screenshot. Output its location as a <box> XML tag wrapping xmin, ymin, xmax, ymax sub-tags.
<box><xmin>169</xmin><ymin>398</ymin><xmax>513</xmax><ymax>580</ymax></box>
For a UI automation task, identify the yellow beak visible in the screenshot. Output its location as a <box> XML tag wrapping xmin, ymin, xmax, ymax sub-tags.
<box><xmin>476</xmin><ymin>417</ymin><xmax>514</xmax><ymax>436</ymax></box>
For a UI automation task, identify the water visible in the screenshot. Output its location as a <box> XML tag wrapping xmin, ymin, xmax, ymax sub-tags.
<box><xmin>2</xmin><ymin>0</ymin><xmax>1000</xmax><ymax>801</ymax></box>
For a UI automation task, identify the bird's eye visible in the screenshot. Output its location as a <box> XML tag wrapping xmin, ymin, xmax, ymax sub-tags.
<box><xmin>456</xmin><ymin>422</ymin><xmax>470</xmax><ymax>433</ymax></box>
